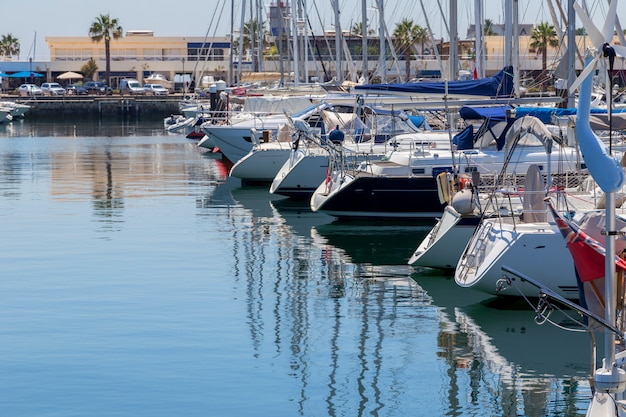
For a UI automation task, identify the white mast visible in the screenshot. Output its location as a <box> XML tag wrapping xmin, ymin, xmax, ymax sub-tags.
<box><xmin>474</xmin><ymin>0</ymin><xmax>484</xmax><ymax>78</ymax></box>
<box><xmin>292</xmin><ymin>1</ymin><xmax>300</xmax><ymax>85</ymax></box>
<box><xmin>504</xmin><ymin>0</ymin><xmax>512</xmax><ymax>67</ymax></box>
<box><xmin>513</xmin><ymin>0</ymin><xmax>519</xmax><ymax>97</ymax></box>
<box><xmin>362</xmin><ymin>0</ymin><xmax>368</xmax><ymax>82</ymax></box>
<box><xmin>236</xmin><ymin>0</ymin><xmax>247</xmax><ymax>85</ymax></box>
<box><xmin>334</xmin><ymin>0</ymin><xmax>343</xmax><ymax>83</ymax></box>
<box><xmin>449</xmin><ymin>0</ymin><xmax>458</xmax><ymax>80</ymax></box>
<box><xmin>419</xmin><ymin>0</ymin><xmax>443</xmax><ymax>71</ymax></box>
<box><xmin>257</xmin><ymin>0</ymin><xmax>264</xmax><ymax>71</ymax></box>
<box><xmin>567</xmin><ymin>0</ymin><xmax>576</xmax><ymax>107</ymax></box>
<box><xmin>377</xmin><ymin>0</ymin><xmax>386</xmax><ymax>82</ymax></box>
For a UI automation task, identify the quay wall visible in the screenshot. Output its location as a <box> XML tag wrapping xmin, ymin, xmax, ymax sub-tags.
<box><xmin>6</xmin><ymin>96</ymin><xmax>182</xmax><ymax>120</ymax></box>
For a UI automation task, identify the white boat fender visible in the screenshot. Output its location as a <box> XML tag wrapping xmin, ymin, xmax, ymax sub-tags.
<box><xmin>451</xmin><ymin>189</ymin><xmax>476</xmax><ymax>215</ymax></box>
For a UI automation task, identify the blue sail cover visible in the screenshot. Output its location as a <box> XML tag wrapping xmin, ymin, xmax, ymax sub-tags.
<box><xmin>452</xmin><ymin>125</ymin><xmax>474</xmax><ymax>150</ymax></box>
<box><xmin>459</xmin><ymin>105</ymin><xmax>512</xmax><ymax>121</ymax></box>
<box><xmin>516</xmin><ymin>106</ymin><xmax>626</xmax><ymax>124</ymax></box>
<box><xmin>354</xmin><ymin>66</ymin><xmax>514</xmax><ymax>98</ymax></box>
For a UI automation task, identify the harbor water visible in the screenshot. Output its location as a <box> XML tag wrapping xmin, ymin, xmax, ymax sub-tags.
<box><xmin>0</xmin><ymin>117</ymin><xmax>593</xmax><ymax>416</ymax></box>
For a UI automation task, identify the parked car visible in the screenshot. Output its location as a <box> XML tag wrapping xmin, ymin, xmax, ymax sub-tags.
<box><xmin>66</xmin><ymin>84</ymin><xmax>88</xmax><ymax>95</ymax></box>
<box><xmin>41</xmin><ymin>82</ymin><xmax>66</xmax><ymax>96</ymax></box>
<box><xmin>83</xmin><ymin>81</ymin><xmax>112</xmax><ymax>95</ymax></box>
<box><xmin>17</xmin><ymin>84</ymin><xmax>43</xmax><ymax>97</ymax></box>
<box><xmin>119</xmin><ymin>79</ymin><xmax>144</xmax><ymax>95</ymax></box>
<box><xmin>143</xmin><ymin>83</ymin><xmax>169</xmax><ymax>96</ymax></box>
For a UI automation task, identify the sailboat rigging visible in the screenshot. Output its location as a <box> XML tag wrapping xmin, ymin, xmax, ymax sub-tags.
<box><xmin>499</xmin><ymin>2</ymin><xmax>626</xmax><ymax>414</ymax></box>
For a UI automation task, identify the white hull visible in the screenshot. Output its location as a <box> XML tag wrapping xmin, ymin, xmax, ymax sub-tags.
<box><xmin>229</xmin><ymin>143</ymin><xmax>292</xmax><ymax>183</ymax></box>
<box><xmin>0</xmin><ymin>110</ymin><xmax>12</xmax><ymax>123</ymax></box>
<box><xmin>270</xmin><ymin>148</ymin><xmax>329</xmax><ymax>198</ymax></box>
<box><xmin>408</xmin><ymin>205</ymin><xmax>480</xmax><ymax>270</ymax></box>
<box><xmin>197</xmin><ymin>134</ymin><xmax>217</xmax><ymax>150</ymax></box>
<box><xmin>455</xmin><ymin>219</ymin><xmax>580</xmax><ymax>299</ymax></box>
<box><xmin>201</xmin><ymin>125</ymin><xmax>264</xmax><ymax>162</ymax></box>
<box><xmin>164</xmin><ymin>115</ymin><xmax>194</xmax><ymax>132</ymax></box>
<box><xmin>0</xmin><ymin>102</ymin><xmax>29</xmax><ymax>118</ymax></box>
<box><xmin>270</xmin><ymin>134</ymin><xmax>434</xmax><ymax>199</ymax></box>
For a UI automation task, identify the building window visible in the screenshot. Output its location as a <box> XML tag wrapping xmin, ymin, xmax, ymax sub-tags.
<box><xmin>54</xmin><ymin>49</ymin><xmax>93</xmax><ymax>61</ymax></box>
<box><xmin>187</xmin><ymin>42</ymin><xmax>228</xmax><ymax>62</ymax></box>
<box><xmin>143</xmin><ymin>48</ymin><xmax>160</xmax><ymax>61</ymax></box>
<box><xmin>162</xmin><ymin>49</ymin><xmax>185</xmax><ymax>61</ymax></box>
<box><xmin>107</xmin><ymin>49</ymin><xmax>138</xmax><ymax>61</ymax></box>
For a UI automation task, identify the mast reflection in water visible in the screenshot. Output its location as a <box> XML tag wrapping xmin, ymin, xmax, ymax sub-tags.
<box><xmin>0</xmin><ymin>119</ymin><xmax>592</xmax><ymax>417</ymax></box>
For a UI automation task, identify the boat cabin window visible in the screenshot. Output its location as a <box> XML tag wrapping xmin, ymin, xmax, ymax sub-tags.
<box><xmin>412</xmin><ymin>168</ymin><xmax>426</xmax><ymax>174</ymax></box>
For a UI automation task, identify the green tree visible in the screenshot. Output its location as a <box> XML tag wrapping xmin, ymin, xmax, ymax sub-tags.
<box><xmin>234</xmin><ymin>19</ymin><xmax>269</xmax><ymax>71</ymax></box>
<box><xmin>234</xmin><ymin>19</ymin><xmax>268</xmax><ymax>51</ymax></box>
<box><xmin>0</xmin><ymin>34</ymin><xmax>20</xmax><ymax>59</ymax></box>
<box><xmin>81</xmin><ymin>58</ymin><xmax>98</xmax><ymax>80</ymax></box>
<box><xmin>484</xmin><ymin>19</ymin><xmax>496</xmax><ymax>35</ymax></box>
<box><xmin>351</xmin><ymin>22</ymin><xmax>375</xmax><ymax>36</ymax></box>
<box><xmin>393</xmin><ymin>19</ymin><xmax>426</xmax><ymax>81</ymax></box>
<box><xmin>530</xmin><ymin>22</ymin><xmax>559</xmax><ymax>72</ymax></box>
<box><xmin>88</xmin><ymin>14</ymin><xmax>123</xmax><ymax>86</ymax></box>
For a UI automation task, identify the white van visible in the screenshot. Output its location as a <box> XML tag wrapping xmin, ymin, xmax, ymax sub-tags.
<box><xmin>119</xmin><ymin>79</ymin><xmax>144</xmax><ymax>95</ymax></box>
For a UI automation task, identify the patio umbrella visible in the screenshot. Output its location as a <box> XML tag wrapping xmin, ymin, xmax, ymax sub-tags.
<box><xmin>57</xmin><ymin>71</ymin><xmax>83</xmax><ymax>81</ymax></box>
<box><xmin>7</xmin><ymin>71</ymin><xmax>44</xmax><ymax>78</ymax></box>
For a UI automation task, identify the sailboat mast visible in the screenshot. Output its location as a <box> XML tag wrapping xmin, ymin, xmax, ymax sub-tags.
<box><xmin>237</xmin><ymin>0</ymin><xmax>247</xmax><ymax>85</ymax></box>
<box><xmin>474</xmin><ymin>0</ymin><xmax>484</xmax><ymax>78</ymax></box>
<box><xmin>504</xmin><ymin>0</ymin><xmax>512</xmax><ymax>67</ymax></box>
<box><xmin>512</xmin><ymin>0</ymin><xmax>519</xmax><ymax>97</ymax></box>
<box><xmin>257</xmin><ymin>0</ymin><xmax>264</xmax><ymax>71</ymax></box>
<box><xmin>334</xmin><ymin>0</ymin><xmax>343</xmax><ymax>83</ymax></box>
<box><xmin>378</xmin><ymin>0</ymin><xmax>386</xmax><ymax>82</ymax></box>
<box><xmin>449</xmin><ymin>0</ymin><xmax>458</xmax><ymax>80</ymax></box>
<box><xmin>292</xmin><ymin>0</ymin><xmax>300</xmax><ymax>85</ymax></box>
<box><xmin>298</xmin><ymin>0</ymin><xmax>309</xmax><ymax>83</ymax></box>
<box><xmin>419</xmin><ymin>0</ymin><xmax>443</xmax><ymax>71</ymax></box>
<box><xmin>606</xmin><ymin>192</ymin><xmax>617</xmax><ymax>368</ymax></box>
<box><xmin>362</xmin><ymin>0</ymin><xmax>368</xmax><ymax>82</ymax></box>
<box><xmin>250</xmin><ymin>0</ymin><xmax>256</xmax><ymax>72</ymax></box>
<box><xmin>567</xmin><ymin>0</ymin><xmax>576</xmax><ymax>108</ymax></box>
<box><xmin>229</xmin><ymin>0</ymin><xmax>235</xmax><ymax>85</ymax></box>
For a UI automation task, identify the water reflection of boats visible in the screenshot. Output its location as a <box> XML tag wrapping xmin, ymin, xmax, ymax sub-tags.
<box><xmin>411</xmin><ymin>270</ymin><xmax>590</xmax><ymax>377</ymax></box>
<box><xmin>229</xmin><ymin>183</ymin><xmax>286</xmax><ymax>218</ymax></box>
<box><xmin>412</xmin><ymin>270</ymin><xmax>591</xmax><ymax>415</ymax></box>
<box><xmin>270</xmin><ymin>197</ymin><xmax>334</xmax><ymax>236</ymax></box>
<box><xmin>312</xmin><ymin>220</ymin><xmax>434</xmax><ymax>265</ymax></box>
<box><xmin>414</xmin><ymin>271</ymin><xmax>590</xmax><ymax>376</ymax></box>
<box><xmin>460</xmin><ymin>300</ymin><xmax>589</xmax><ymax>377</ymax></box>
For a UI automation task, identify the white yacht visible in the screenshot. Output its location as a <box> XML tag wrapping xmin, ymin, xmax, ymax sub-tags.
<box><xmin>310</xmin><ymin>114</ymin><xmax>581</xmax><ymax>219</ymax></box>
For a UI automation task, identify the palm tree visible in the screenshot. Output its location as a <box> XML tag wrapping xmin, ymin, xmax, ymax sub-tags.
<box><xmin>88</xmin><ymin>14</ymin><xmax>123</xmax><ymax>86</ymax></box>
<box><xmin>351</xmin><ymin>22</ymin><xmax>375</xmax><ymax>36</ymax></box>
<box><xmin>0</xmin><ymin>34</ymin><xmax>20</xmax><ymax>60</ymax></box>
<box><xmin>393</xmin><ymin>19</ymin><xmax>425</xmax><ymax>81</ymax></box>
<box><xmin>530</xmin><ymin>22</ymin><xmax>559</xmax><ymax>72</ymax></box>
<box><xmin>234</xmin><ymin>19</ymin><xmax>269</xmax><ymax>71</ymax></box>
<box><xmin>483</xmin><ymin>19</ymin><xmax>496</xmax><ymax>36</ymax></box>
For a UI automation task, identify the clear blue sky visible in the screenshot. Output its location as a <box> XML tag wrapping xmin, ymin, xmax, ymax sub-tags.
<box><xmin>0</xmin><ymin>0</ymin><xmax>621</xmax><ymax>61</ymax></box>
